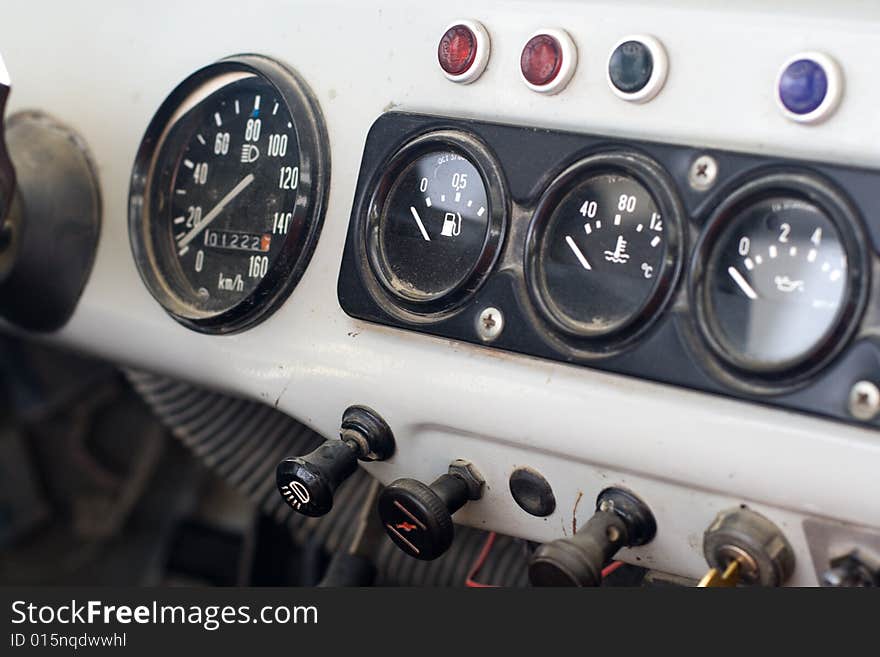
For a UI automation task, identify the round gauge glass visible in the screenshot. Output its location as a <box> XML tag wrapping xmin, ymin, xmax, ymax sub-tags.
<box><xmin>366</xmin><ymin>134</ymin><xmax>505</xmax><ymax>312</ymax></box>
<box><xmin>701</xmin><ymin>194</ymin><xmax>853</xmax><ymax>373</ymax></box>
<box><xmin>129</xmin><ymin>55</ymin><xmax>329</xmax><ymax>333</ymax></box>
<box><xmin>527</xmin><ymin>153</ymin><xmax>682</xmax><ymax>344</ymax></box>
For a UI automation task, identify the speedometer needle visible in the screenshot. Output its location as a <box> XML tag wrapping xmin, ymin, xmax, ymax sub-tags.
<box><xmin>176</xmin><ymin>172</ymin><xmax>255</xmax><ymax>251</ymax></box>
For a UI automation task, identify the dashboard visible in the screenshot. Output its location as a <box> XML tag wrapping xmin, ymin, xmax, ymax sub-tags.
<box><xmin>1</xmin><ymin>0</ymin><xmax>879</xmax><ymax>586</ymax></box>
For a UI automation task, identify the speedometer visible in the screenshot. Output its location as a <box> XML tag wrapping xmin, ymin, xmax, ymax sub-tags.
<box><xmin>129</xmin><ymin>55</ymin><xmax>329</xmax><ymax>333</ymax></box>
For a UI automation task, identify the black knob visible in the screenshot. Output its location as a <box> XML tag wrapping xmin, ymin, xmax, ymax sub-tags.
<box><xmin>529</xmin><ymin>487</ymin><xmax>656</xmax><ymax>586</ymax></box>
<box><xmin>378</xmin><ymin>460</ymin><xmax>483</xmax><ymax>560</ymax></box>
<box><xmin>276</xmin><ymin>405</ymin><xmax>394</xmax><ymax>517</ymax></box>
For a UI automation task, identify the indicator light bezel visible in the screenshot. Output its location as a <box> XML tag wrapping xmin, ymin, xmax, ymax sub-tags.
<box><xmin>775</xmin><ymin>51</ymin><xmax>843</xmax><ymax>125</ymax></box>
<box><xmin>438</xmin><ymin>20</ymin><xmax>491</xmax><ymax>84</ymax></box>
<box><xmin>606</xmin><ymin>34</ymin><xmax>669</xmax><ymax>104</ymax></box>
<box><xmin>519</xmin><ymin>28</ymin><xmax>577</xmax><ymax>95</ymax></box>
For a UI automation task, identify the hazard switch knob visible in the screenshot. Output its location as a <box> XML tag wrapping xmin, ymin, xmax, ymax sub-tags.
<box><xmin>378</xmin><ymin>460</ymin><xmax>484</xmax><ymax>560</ymax></box>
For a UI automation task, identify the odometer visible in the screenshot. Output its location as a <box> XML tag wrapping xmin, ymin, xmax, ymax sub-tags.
<box><xmin>129</xmin><ymin>55</ymin><xmax>329</xmax><ymax>333</ymax></box>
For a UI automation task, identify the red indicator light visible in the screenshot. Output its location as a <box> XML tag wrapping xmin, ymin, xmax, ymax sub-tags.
<box><xmin>260</xmin><ymin>234</ymin><xmax>272</xmax><ymax>252</ymax></box>
<box><xmin>521</xmin><ymin>34</ymin><xmax>563</xmax><ymax>87</ymax></box>
<box><xmin>438</xmin><ymin>24</ymin><xmax>477</xmax><ymax>76</ymax></box>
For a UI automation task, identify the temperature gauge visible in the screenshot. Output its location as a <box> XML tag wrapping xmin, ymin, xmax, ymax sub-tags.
<box><xmin>366</xmin><ymin>132</ymin><xmax>505</xmax><ymax>312</ymax></box>
<box><xmin>693</xmin><ymin>174</ymin><xmax>866</xmax><ymax>381</ymax></box>
<box><xmin>526</xmin><ymin>153</ymin><xmax>682</xmax><ymax>346</ymax></box>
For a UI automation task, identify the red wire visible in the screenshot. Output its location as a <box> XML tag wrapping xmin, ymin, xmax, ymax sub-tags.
<box><xmin>465</xmin><ymin>531</ymin><xmax>499</xmax><ymax>588</ymax></box>
<box><xmin>465</xmin><ymin>533</ymin><xmax>623</xmax><ymax>587</ymax></box>
<box><xmin>601</xmin><ymin>560</ymin><xmax>624</xmax><ymax>579</ymax></box>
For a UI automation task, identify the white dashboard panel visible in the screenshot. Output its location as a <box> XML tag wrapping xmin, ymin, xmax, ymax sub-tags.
<box><xmin>2</xmin><ymin>0</ymin><xmax>880</xmax><ymax>583</ymax></box>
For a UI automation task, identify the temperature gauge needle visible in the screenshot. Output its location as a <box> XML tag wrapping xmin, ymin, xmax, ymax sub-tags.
<box><xmin>176</xmin><ymin>172</ymin><xmax>256</xmax><ymax>251</ymax></box>
<box><xmin>410</xmin><ymin>206</ymin><xmax>431</xmax><ymax>241</ymax></box>
<box><xmin>728</xmin><ymin>266</ymin><xmax>759</xmax><ymax>300</ymax></box>
<box><xmin>565</xmin><ymin>235</ymin><xmax>592</xmax><ymax>270</ymax></box>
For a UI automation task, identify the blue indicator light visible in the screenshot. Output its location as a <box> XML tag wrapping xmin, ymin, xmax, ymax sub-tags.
<box><xmin>778</xmin><ymin>58</ymin><xmax>828</xmax><ymax>115</ymax></box>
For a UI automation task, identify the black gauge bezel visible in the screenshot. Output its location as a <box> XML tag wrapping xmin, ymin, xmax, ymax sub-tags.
<box><xmin>128</xmin><ymin>54</ymin><xmax>330</xmax><ymax>334</ymax></box>
<box><xmin>689</xmin><ymin>171</ymin><xmax>869</xmax><ymax>392</ymax></box>
<box><xmin>524</xmin><ymin>150</ymin><xmax>684</xmax><ymax>352</ymax></box>
<box><xmin>361</xmin><ymin>130</ymin><xmax>507</xmax><ymax>318</ymax></box>
<box><xmin>339</xmin><ymin>112</ymin><xmax>880</xmax><ymax>430</ymax></box>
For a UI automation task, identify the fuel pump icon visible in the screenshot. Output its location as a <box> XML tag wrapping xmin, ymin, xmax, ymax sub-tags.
<box><xmin>440</xmin><ymin>211</ymin><xmax>461</xmax><ymax>237</ymax></box>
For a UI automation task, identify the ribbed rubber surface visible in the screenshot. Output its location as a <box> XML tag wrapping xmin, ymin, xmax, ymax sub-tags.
<box><xmin>126</xmin><ymin>369</ymin><xmax>529</xmax><ymax>587</ymax></box>
<box><xmin>125</xmin><ymin>369</ymin><xmax>369</xmax><ymax>552</ymax></box>
<box><xmin>375</xmin><ymin>527</ymin><xmax>530</xmax><ymax>587</ymax></box>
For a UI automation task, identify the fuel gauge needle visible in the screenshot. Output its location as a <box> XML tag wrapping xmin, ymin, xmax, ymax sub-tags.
<box><xmin>410</xmin><ymin>206</ymin><xmax>431</xmax><ymax>241</ymax></box>
<box><xmin>728</xmin><ymin>266</ymin><xmax>759</xmax><ymax>299</ymax></box>
<box><xmin>176</xmin><ymin>172</ymin><xmax>255</xmax><ymax>252</ymax></box>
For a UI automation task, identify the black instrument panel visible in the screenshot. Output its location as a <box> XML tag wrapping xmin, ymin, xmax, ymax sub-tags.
<box><xmin>338</xmin><ymin>112</ymin><xmax>880</xmax><ymax>428</ymax></box>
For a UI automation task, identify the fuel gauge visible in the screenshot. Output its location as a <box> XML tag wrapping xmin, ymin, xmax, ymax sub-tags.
<box><xmin>366</xmin><ymin>131</ymin><xmax>505</xmax><ymax>312</ymax></box>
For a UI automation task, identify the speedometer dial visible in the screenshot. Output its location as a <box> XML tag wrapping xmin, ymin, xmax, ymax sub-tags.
<box><xmin>129</xmin><ymin>55</ymin><xmax>329</xmax><ymax>333</ymax></box>
<box><xmin>169</xmin><ymin>76</ymin><xmax>299</xmax><ymax>312</ymax></box>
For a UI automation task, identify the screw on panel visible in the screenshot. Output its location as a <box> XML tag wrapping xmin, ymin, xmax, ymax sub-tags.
<box><xmin>848</xmin><ymin>380</ymin><xmax>880</xmax><ymax>421</ymax></box>
<box><xmin>688</xmin><ymin>154</ymin><xmax>718</xmax><ymax>191</ymax></box>
<box><xmin>477</xmin><ymin>307</ymin><xmax>504</xmax><ymax>342</ymax></box>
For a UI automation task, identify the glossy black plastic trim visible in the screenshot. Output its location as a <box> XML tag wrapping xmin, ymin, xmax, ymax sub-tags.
<box><xmin>337</xmin><ymin>111</ymin><xmax>880</xmax><ymax>430</ymax></box>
